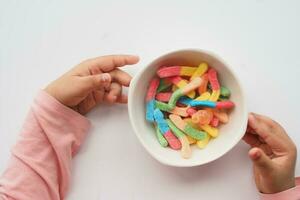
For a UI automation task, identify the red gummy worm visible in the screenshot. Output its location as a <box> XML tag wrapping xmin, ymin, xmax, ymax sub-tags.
<box><xmin>155</xmin><ymin>92</ymin><xmax>172</xmax><ymax>102</ymax></box>
<box><xmin>157</xmin><ymin>66</ymin><xmax>181</xmax><ymax>78</ymax></box>
<box><xmin>146</xmin><ymin>78</ymin><xmax>160</xmax><ymax>101</ymax></box>
<box><xmin>208</xmin><ymin>69</ymin><xmax>220</xmax><ymax>90</ymax></box>
<box><xmin>215</xmin><ymin>101</ymin><xmax>235</xmax><ymax>109</ymax></box>
<box><xmin>164</xmin><ymin>130</ymin><xmax>182</xmax><ymax>150</ymax></box>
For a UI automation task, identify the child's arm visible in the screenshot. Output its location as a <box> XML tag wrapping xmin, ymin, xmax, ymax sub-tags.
<box><xmin>243</xmin><ymin>113</ymin><xmax>299</xmax><ymax>200</ymax></box>
<box><xmin>0</xmin><ymin>55</ymin><xmax>139</xmax><ymax>200</ymax></box>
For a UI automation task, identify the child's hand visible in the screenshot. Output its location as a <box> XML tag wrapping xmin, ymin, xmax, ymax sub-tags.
<box><xmin>45</xmin><ymin>55</ymin><xmax>139</xmax><ymax>114</ymax></box>
<box><xmin>243</xmin><ymin>113</ymin><xmax>297</xmax><ymax>194</ymax></box>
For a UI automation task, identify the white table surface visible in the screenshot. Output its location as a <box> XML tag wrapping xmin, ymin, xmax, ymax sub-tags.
<box><xmin>1</xmin><ymin>0</ymin><xmax>299</xmax><ymax>199</ymax></box>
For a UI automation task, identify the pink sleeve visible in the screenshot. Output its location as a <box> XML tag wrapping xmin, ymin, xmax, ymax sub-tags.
<box><xmin>260</xmin><ymin>177</ymin><xmax>300</xmax><ymax>200</ymax></box>
<box><xmin>0</xmin><ymin>91</ymin><xmax>90</xmax><ymax>200</ymax></box>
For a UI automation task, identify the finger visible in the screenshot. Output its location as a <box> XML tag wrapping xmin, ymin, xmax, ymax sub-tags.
<box><xmin>81</xmin><ymin>73</ymin><xmax>111</xmax><ymax>91</ymax></box>
<box><xmin>117</xmin><ymin>94</ymin><xmax>128</xmax><ymax>104</ymax></box>
<box><xmin>109</xmin><ymin>69</ymin><xmax>132</xmax><ymax>87</ymax></box>
<box><xmin>105</xmin><ymin>82</ymin><xmax>122</xmax><ymax>104</ymax></box>
<box><xmin>83</xmin><ymin>55</ymin><xmax>139</xmax><ymax>72</ymax></box>
<box><xmin>248</xmin><ymin>113</ymin><xmax>283</xmax><ymax>148</ymax></box>
<box><xmin>243</xmin><ymin>132</ymin><xmax>261</xmax><ymax>147</ymax></box>
<box><xmin>78</xmin><ymin>93</ymin><xmax>97</xmax><ymax>114</ymax></box>
<box><xmin>93</xmin><ymin>89</ymin><xmax>105</xmax><ymax>104</ymax></box>
<box><xmin>249</xmin><ymin>147</ymin><xmax>274</xmax><ymax>172</ymax></box>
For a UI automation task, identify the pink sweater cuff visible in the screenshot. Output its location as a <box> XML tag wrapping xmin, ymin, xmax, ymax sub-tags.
<box><xmin>34</xmin><ymin>90</ymin><xmax>91</xmax><ymax>155</ymax></box>
<box><xmin>260</xmin><ymin>177</ymin><xmax>300</xmax><ymax>200</ymax></box>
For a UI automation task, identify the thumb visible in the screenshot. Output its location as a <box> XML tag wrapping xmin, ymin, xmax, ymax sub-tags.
<box><xmin>83</xmin><ymin>73</ymin><xmax>111</xmax><ymax>91</ymax></box>
<box><xmin>249</xmin><ymin>147</ymin><xmax>273</xmax><ymax>172</ymax></box>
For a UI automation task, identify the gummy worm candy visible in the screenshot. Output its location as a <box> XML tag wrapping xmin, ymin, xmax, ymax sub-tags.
<box><xmin>189</xmin><ymin>100</ymin><xmax>235</xmax><ymax>109</ymax></box>
<box><xmin>210</xmin><ymin>116</ymin><xmax>219</xmax><ymax>127</ymax></box>
<box><xmin>190</xmin><ymin>63</ymin><xmax>208</xmax><ymax>81</ymax></box>
<box><xmin>168</xmin><ymin>76</ymin><xmax>196</xmax><ymax>98</ymax></box>
<box><xmin>166</xmin><ymin>119</ymin><xmax>192</xmax><ymax>159</ymax></box>
<box><xmin>157</xmin><ymin>78</ymin><xmax>173</xmax><ymax>93</ymax></box>
<box><xmin>155</xmin><ymin>92</ymin><xmax>172</xmax><ymax>102</ymax></box>
<box><xmin>208</xmin><ymin>68</ymin><xmax>220</xmax><ymax>90</ymax></box>
<box><xmin>196</xmin><ymin>135</ymin><xmax>210</xmax><ymax>149</ymax></box>
<box><xmin>155</xmin><ymin>101</ymin><xmax>189</xmax><ymax>117</ymax></box>
<box><xmin>213</xmin><ymin>109</ymin><xmax>229</xmax><ymax>123</ymax></box>
<box><xmin>168</xmin><ymin>77</ymin><xmax>202</xmax><ymax>109</ymax></box>
<box><xmin>186</xmin><ymin>107</ymin><xmax>197</xmax><ymax>116</ymax></box>
<box><xmin>195</xmin><ymin>91</ymin><xmax>211</xmax><ymax>101</ymax></box>
<box><xmin>169</xmin><ymin>114</ymin><xmax>207</xmax><ymax>140</ymax></box>
<box><xmin>153</xmin><ymin>109</ymin><xmax>181</xmax><ymax>150</ymax></box>
<box><xmin>220</xmin><ymin>86</ymin><xmax>231</xmax><ymax>98</ymax></box>
<box><xmin>198</xmin><ymin>124</ymin><xmax>219</xmax><ymax>138</ymax></box>
<box><xmin>145</xmin><ymin>78</ymin><xmax>160</xmax><ymax>122</ymax></box>
<box><xmin>191</xmin><ymin>110</ymin><xmax>213</xmax><ymax>125</ymax></box>
<box><xmin>198</xmin><ymin>73</ymin><xmax>209</xmax><ymax>94</ymax></box>
<box><xmin>157</xmin><ymin>66</ymin><xmax>197</xmax><ymax>78</ymax></box>
<box><xmin>154</xmin><ymin>124</ymin><xmax>168</xmax><ymax>147</ymax></box>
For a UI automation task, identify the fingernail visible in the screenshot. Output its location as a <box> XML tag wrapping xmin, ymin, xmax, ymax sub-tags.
<box><xmin>249</xmin><ymin>113</ymin><xmax>257</xmax><ymax>123</ymax></box>
<box><xmin>100</xmin><ymin>73</ymin><xmax>110</xmax><ymax>82</ymax></box>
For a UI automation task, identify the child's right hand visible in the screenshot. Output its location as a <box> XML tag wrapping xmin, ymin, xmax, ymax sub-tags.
<box><xmin>243</xmin><ymin>113</ymin><xmax>297</xmax><ymax>194</ymax></box>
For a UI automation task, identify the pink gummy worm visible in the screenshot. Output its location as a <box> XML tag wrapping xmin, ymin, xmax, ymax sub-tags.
<box><xmin>208</xmin><ymin>68</ymin><xmax>220</xmax><ymax>90</ymax></box>
<box><xmin>167</xmin><ymin>76</ymin><xmax>182</xmax><ymax>84</ymax></box>
<box><xmin>155</xmin><ymin>92</ymin><xmax>172</xmax><ymax>102</ymax></box>
<box><xmin>164</xmin><ymin>130</ymin><xmax>182</xmax><ymax>150</ymax></box>
<box><xmin>146</xmin><ymin>78</ymin><xmax>160</xmax><ymax>101</ymax></box>
<box><xmin>186</xmin><ymin>107</ymin><xmax>197</xmax><ymax>116</ymax></box>
<box><xmin>215</xmin><ymin>101</ymin><xmax>235</xmax><ymax>109</ymax></box>
<box><xmin>157</xmin><ymin>66</ymin><xmax>181</xmax><ymax>78</ymax></box>
<box><xmin>210</xmin><ymin>116</ymin><xmax>219</xmax><ymax>127</ymax></box>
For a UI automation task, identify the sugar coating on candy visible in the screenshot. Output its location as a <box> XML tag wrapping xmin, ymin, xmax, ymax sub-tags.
<box><xmin>153</xmin><ymin>109</ymin><xmax>170</xmax><ymax>133</ymax></box>
<box><xmin>210</xmin><ymin>116</ymin><xmax>219</xmax><ymax>127</ymax></box>
<box><xmin>166</xmin><ymin>119</ymin><xmax>185</xmax><ymax>138</ymax></box>
<box><xmin>199</xmin><ymin>124</ymin><xmax>219</xmax><ymax>138</ymax></box>
<box><xmin>216</xmin><ymin>101</ymin><xmax>235</xmax><ymax>109</ymax></box>
<box><xmin>169</xmin><ymin>76</ymin><xmax>195</xmax><ymax>98</ymax></box>
<box><xmin>196</xmin><ymin>135</ymin><xmax>210</xmax><ymax>149</ymax></box>
<box><xmin>209</xmin><ymin>90</ymin><xmax>220</xmax><ymax>102</ymax></box>
<box><xmin>155</xmin><ymin>125</ymin><xmax>168</xmax><ymax>147</ymax></box>
<box><xmin>179</xmin><ymin>136</ymin><xmax>192</xmax><ymax>159</ymax></box>
<box><xmin>146</xmin><ymin>100</ymin><xmax>156</xmax><ymax>122</ymax></box>
<box><xmin>168</xmin><ymin>89</ymin><xmax>183</xmax><ymax>109</ymax></box>
<box><xmin>164</xmin><ymin>130</ymin><xmax>182</xmax><ymax>150</ymax></box>
<box><xmin>190</xmin><ymin>63</ymin><xmax>208</xmax><ymax>80</ymax></box>
<box><xmin>198</xmin><ymin>73</ymin><xmax>209</xmax><ymax>94</ymax></box>
<box><xmin>186</xmin><ymin>134</ymin><xmax>197</xmax><ymax>144</ymax></box>
<box><xmin>171</xmin><ymin>106</ymin><xmax>189</xmax><ymax>117</ymax></box>
<box><xmin>180</xmin><ymin>66</ymin><xmax>197</xmax><ymax>76</ymax></box>
<box><xmin>189</xmin><ymin>100</ymin><xmax>216</xmax><ymax>108</ymax></box>
<box><xmin>157</xmin><ymin>66</ymin><xmax>181</xmax><ymax>78</ymax></box>
<box><xmin>181</xmin><ymin>77</ymin><xmax>202</xmax><ymax>95</ymax></box>
<box><xmin>155</xmin><ymin>101</ymin><xmax>172</xmax><ymax>112</ymax></box>
<box><xmin>220</xmin><ymin>86</ymin><xmax>231</xmax><ymax>97</ymax></box>
<box><xmin>195</xmin><ymin>91</ymin><xmax>211</xmax><ymax>101</ymax></box>
<box><xmin>191</xmin><ymin>110</ymin><xmax>213</xmax><ymax>125</ymax></box>
<box><xmin>186</xmin><ymin>107</ymin><xmax>197</xmax><ymax>116</ymax></box>
<box><xmin>208</xmin><ymin>68</ymin><xmax>220</xmax><ymax>90</ymax></box>
<box><xmin>169</xmin><ymin>114</ymin><xmax>207</xmax><ymax>140</ymax></box>
<box><xmin>155</xmin><ymin>92</ymin><xmax>172</xmax><ymax>102</ymax></box>
<box><xmin>178</xmin><ymin>96</ymin><xmax>193</xmax><ymax>105</ymax></box>
<box><xmin>146</xmin><ymin>78</ymin><xmax>160</xmax><ymax>101</ymax></box>
<box><xmin>183</xmin><ymin>125</ymin><xmax>208</xmax><ymax>140</ymax></box>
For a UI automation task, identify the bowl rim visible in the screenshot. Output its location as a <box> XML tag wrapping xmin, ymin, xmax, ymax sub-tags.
<box><xmin>128</xmin><ymin>48</ymin><xmax>248</xmax><ymax>167</ymax></box>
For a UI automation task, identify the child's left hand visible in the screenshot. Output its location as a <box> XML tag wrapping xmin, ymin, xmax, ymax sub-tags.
<box><xmin>45</xmin><ymin>55</ymin><xmax>139</xmax><ymax>114</ymax></box>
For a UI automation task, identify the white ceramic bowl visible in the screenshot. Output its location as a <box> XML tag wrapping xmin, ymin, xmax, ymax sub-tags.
<box><xmin>128</xmin><ymin>49</ymin><xmax>247</xmax><ymax>167</ymax></box>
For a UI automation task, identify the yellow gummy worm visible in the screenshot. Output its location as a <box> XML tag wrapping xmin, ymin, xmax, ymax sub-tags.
<box><xmin>175</xmin><ymin>79</ymin><xmax>195</xmax><ymax>98</ymax></box>
<box><xmin>209</xmin><ymin>90</ymin><xmax>220</xmax><ymax>102</ymax></box>
<box><xmin>180</xmin><ymin>66</ymin><xmax>197</xmax><ymax>76</ymax></box>
<box><xmin>198</xmin><ymin>124</ymin><xmax>219</xmax><ymax>138</ymax></box>
<box><xmin>190</xmin><ymin>63</ymin><xmax>208</xmax><ymax>80</ymax></box>
<box><xmin>172</xmin><ymin>84</ymin><xmax>178</xmax><ymax>92</ymax></box>
<box><xmin>196</xmin><ymin>135</ymin><xmax>210</xmax><ymax>149</ymax></box>
<box><xmin>195</xmin><ymin>92</ymin><xmax>211</xmax><ymax>101</ymax></box>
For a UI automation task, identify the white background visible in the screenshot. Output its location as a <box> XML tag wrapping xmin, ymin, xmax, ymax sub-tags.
<box><xmin>0</xmin><ymin>0</ymin><xmax>299</xmax><ymax>199</ymax></box>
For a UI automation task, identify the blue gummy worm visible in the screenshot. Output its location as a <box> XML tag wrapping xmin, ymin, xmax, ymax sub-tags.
<box><xmin>146</xmin><ymin>100</ymin><xmax>155</xmax><ymax>122</ymax></box>
<box><xmin>153</xmin><ymin>108</ymin><xmax>169</xmax><ymax>134</ymax></box>
<box><xmin>189</xmin><ymin>100</ymin><xmax>216</xmax><ymax>108</ymax></box>
<box><xmin>178</xmin><ymin>96</ymin><xmax>193</xmax><ymax>105</ymax></box>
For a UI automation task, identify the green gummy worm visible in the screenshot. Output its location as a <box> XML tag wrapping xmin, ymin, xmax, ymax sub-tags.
<box><xmin>166</xmin><ymin>119</ymin><xmax>185</xmax><ymax>138</ymax></box>
<box><xmin>155</xmin><ymin>101</ymin><xmax>172</xmax><ymax>112</ymax></box>
<box><xmin>155</xmin><ymin>125</ymin><xmax>168</xmax><ymax>147</ymax></box>
<box><xmin>183</xmin><ymin>125</ymin><xmax>207</xmax><ymax>140</ymax></box>
<box><xmin>157</xmin><ymin>80</ymin><xmax>172</xmax><ymax>93</ymax></box>
<box><xmin>220</xmin><ymin>86</ymin><xmax>231</xmax><ymax>97</ymax></box>
<box><xmin>168</xmin><ymin>89</ymin><xmax>183</xmax><ymax>109</ymax></box>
